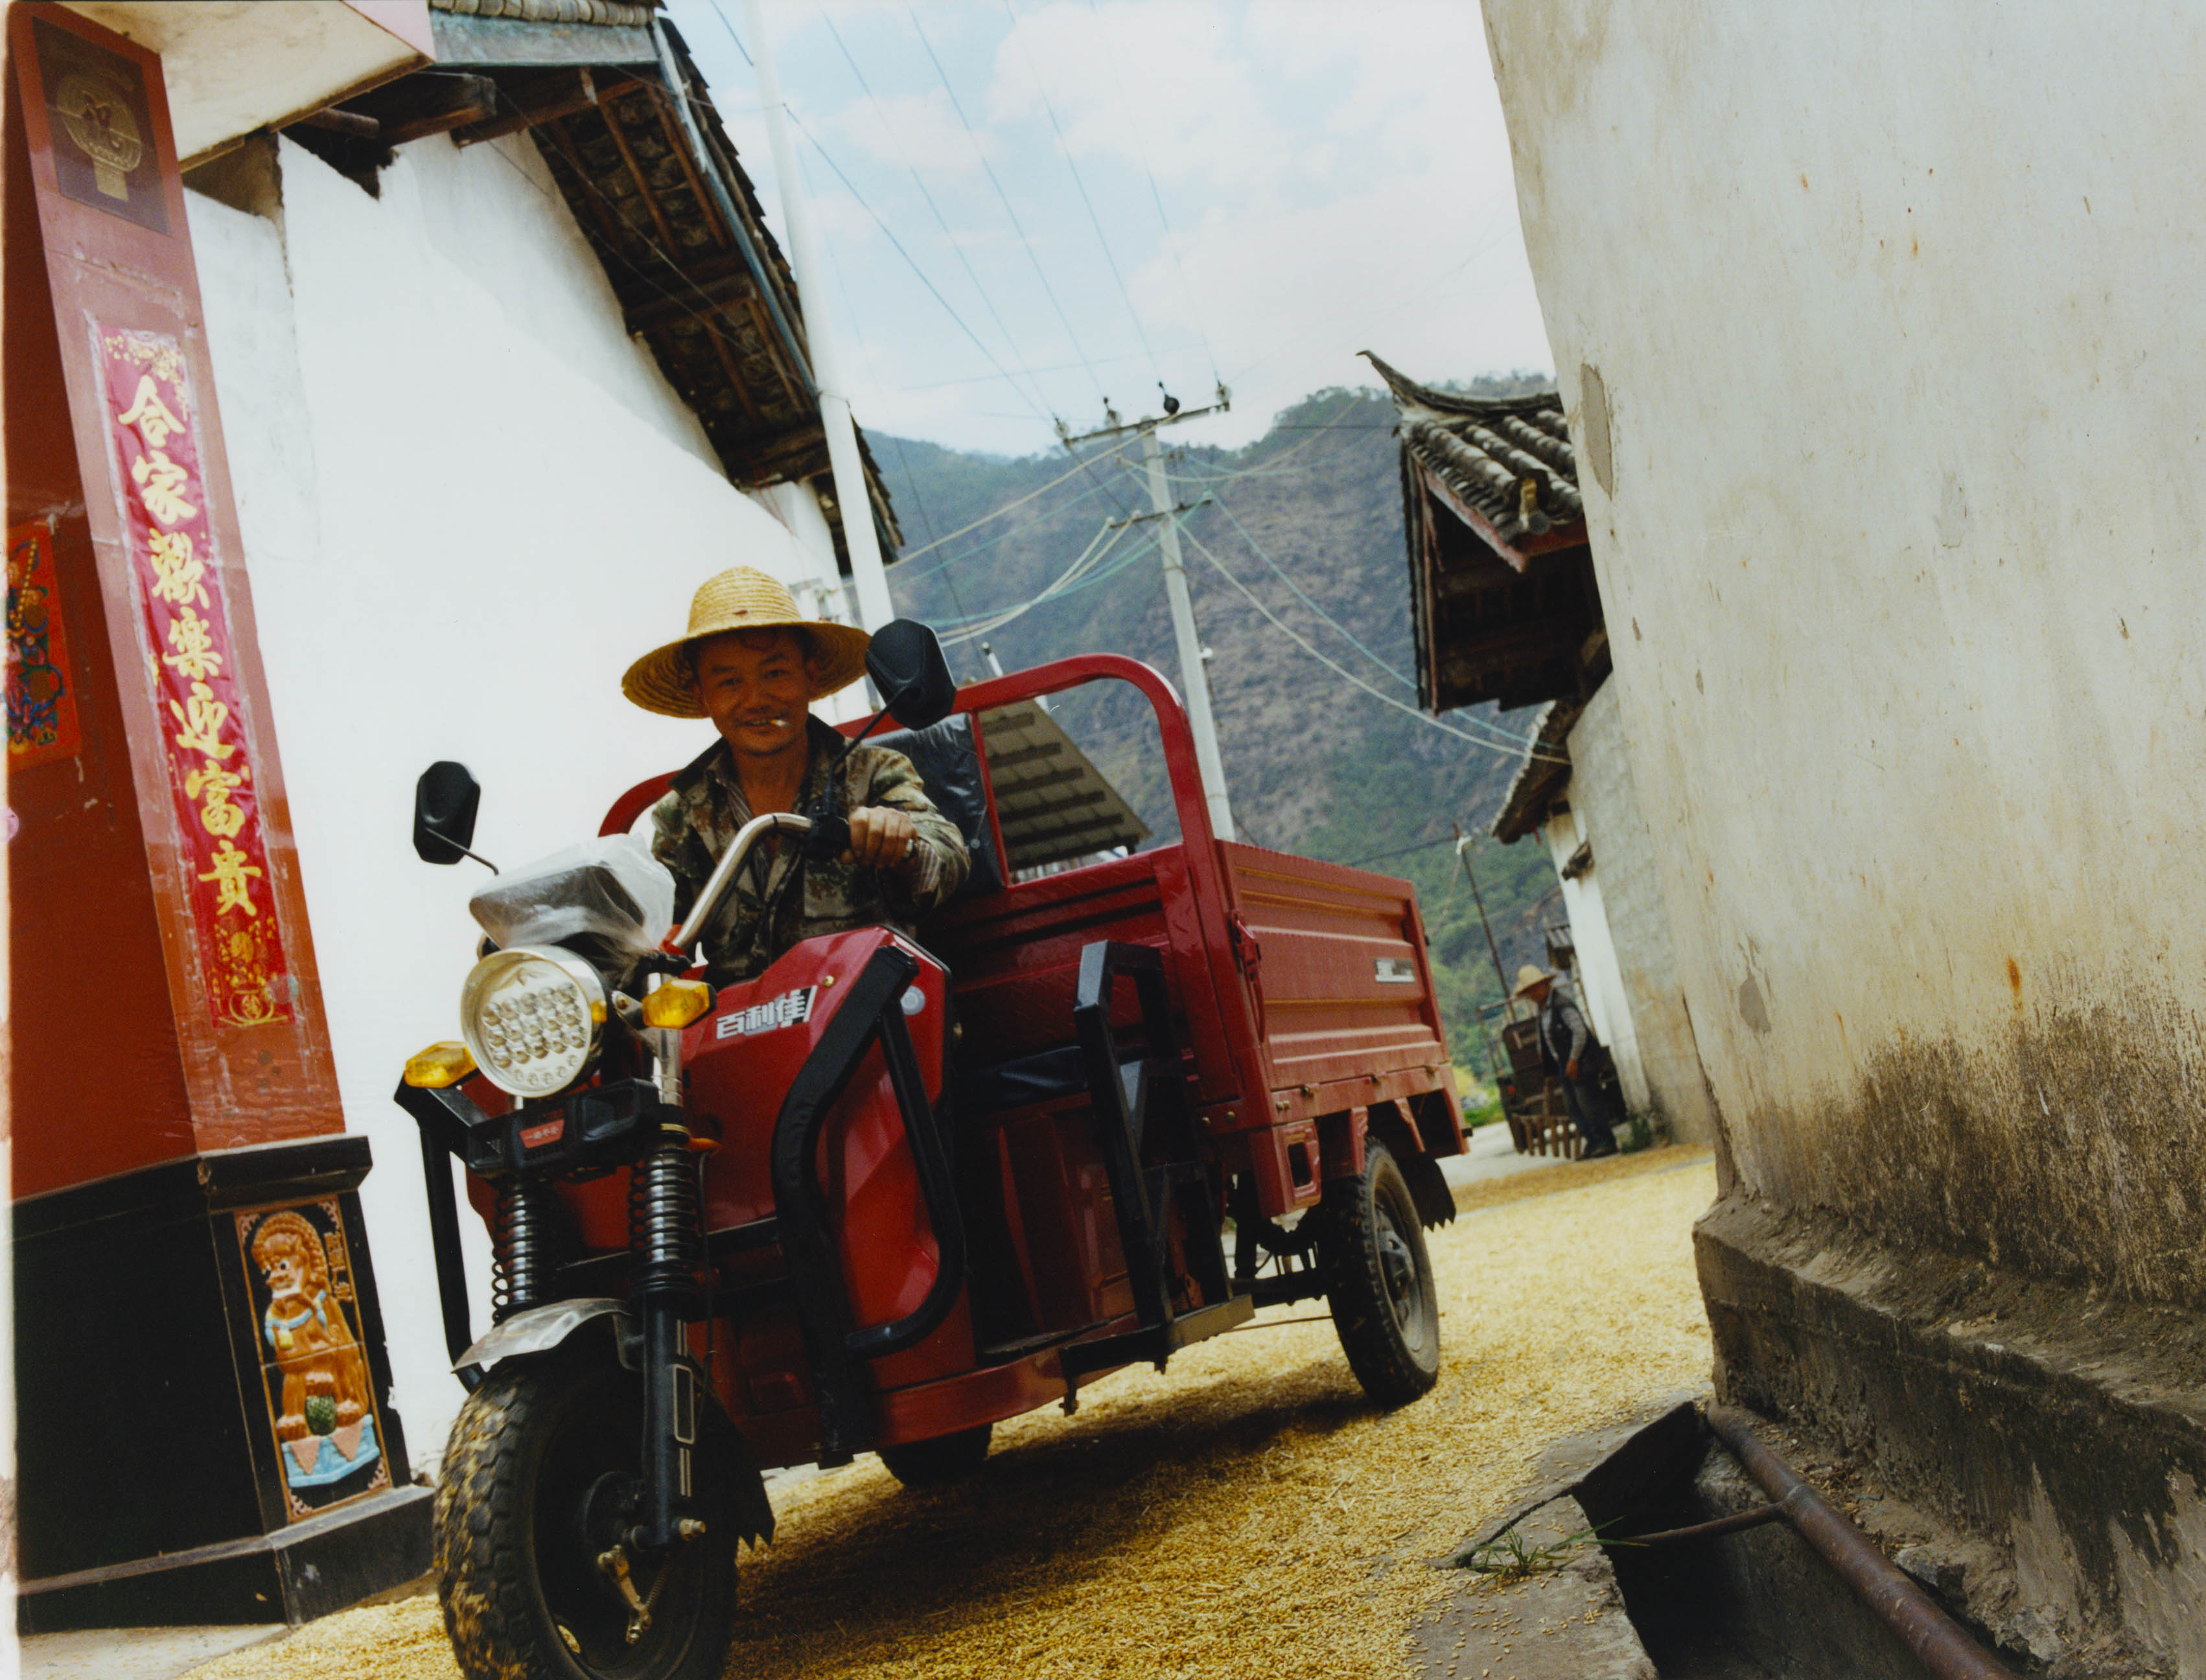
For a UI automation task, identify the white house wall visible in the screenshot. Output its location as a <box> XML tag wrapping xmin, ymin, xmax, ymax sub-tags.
<box><xmin>1481</xmin><ymin>2</ymin><xmax>2206</xmax><ymax>1282</ymax></box>
<box><xmin>1540</xmin><ymin>803</ymin><xmax>1645</xmax><ymax>1111</ymax></box>
<box><xmin>1482</xmin><ymin>11</ymin><xmax>2206</xmax><ymax>1652</ymax></box>
<box><xmin>189</xmin><ymin>132</ymin><xmax>844</xmax><ymax>1465</ymax></box>
<box><xmin>401</xmin><ymin>132</ymin><xmax>721</xmax><ymax>474</ymax></box>
<box><xmin>1563</xmin><ymin>682</ymin><xmax>1713</xmax><ymax>1141</ymax></box>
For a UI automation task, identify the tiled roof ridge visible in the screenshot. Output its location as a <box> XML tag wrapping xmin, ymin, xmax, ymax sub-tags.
<box><xmin>430</xmin><ymin>0</ymin><xmax>659</xmax><ymax>26</ymax></box>
<box><xmin>1367</xmin><ymin>349</ymin><xmax>1584</xmax><ymax>544</ymax></box>
<box><xmin>1361</xmin><ymin>350</ymin><xmax>1560</xmax><ymax>422</ymax></box>
<box><xmin>1366</xmin><ymin>352</ymin><xmax>1583</xmax><ymax>543</ymax></box>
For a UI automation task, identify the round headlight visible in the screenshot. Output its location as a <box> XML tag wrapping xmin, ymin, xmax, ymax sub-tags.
<box><xmin>459</xmin><ymin>946</ymin><xmax>607</xmax><ymax>1098</ymax></box>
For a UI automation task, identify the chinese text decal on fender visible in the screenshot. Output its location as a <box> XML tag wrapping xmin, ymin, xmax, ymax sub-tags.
<box><xmin>716</xmin><ymin>986</ymin><xmax>817</xmax><ymax>1039</ymax></box>
<box><xmin>97</xmin><ymin>324</ymin><xmax>294</xmax><ymax>1028</ymax></box>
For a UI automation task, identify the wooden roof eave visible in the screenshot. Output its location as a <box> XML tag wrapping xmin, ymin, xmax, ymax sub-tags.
<box><xmin>418</xmin><ymin>18</ymin><xmax>900</xmax><ymax>571</ymax></box>
<box><xmin>1415</xmin><ymin>459</ymin><xmax>1586</xmax><ymax>575</ymax></box>
<box><xmin>1489</xmin><ymin>700</ymin><xmax>1582</xmax><ymax>845</ymax></box>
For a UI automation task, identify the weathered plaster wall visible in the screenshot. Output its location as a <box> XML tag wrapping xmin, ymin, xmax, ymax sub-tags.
<box><xmin>1481</xmin><ymin>6</ymin><xmax>2206</xmax><ymax>1663</ymax></box>
<box><xmin>187</xmin><ymin>133</ymin><xmax>847</xmax><ymax>1464</ymax></box>
<box><xmin>1481</xmin><ymin>1</ymin><xmax>2206</xmax><ymax>1309</ymax></box>
<box><xmin>1564</xmin><ymin>683</ymin><xmax>1714</xmax><ymax>1142</ymax></box>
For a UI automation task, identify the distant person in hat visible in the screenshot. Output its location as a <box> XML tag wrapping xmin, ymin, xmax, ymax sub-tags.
<box><xmin>1512</xmin><ymin>963</ymin><xmax>1621</xmax><ymax>1160</ymax></box>
<box><xmin>624</xmin><ymin>566</ymin><xmax>969</xmax><ymax>985</ymax></box>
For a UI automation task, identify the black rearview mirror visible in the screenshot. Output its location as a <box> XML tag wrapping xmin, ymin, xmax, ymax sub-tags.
<box><xmin>413</xmin><ymin>761</ymin><xmax>482</xmax><ymax>866</ymax></box>
<box><xmin>865</xmin><ymin>619</ymin><xmax>955</xmax><ymax>731</ymax></box>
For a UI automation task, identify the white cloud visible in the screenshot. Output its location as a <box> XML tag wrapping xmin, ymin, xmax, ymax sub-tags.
<box><xmin>663</xmin><ymin>0</ymin><xmax>1553</xmax><ymax>455</ymax></box>
<box><xmin>1128</xmin><ymin>174</ymin><xmax>1551</xmax><ymax>446</ymax></box>
<box><xmin>988</xmin><ymin>1</ymin><xmax>1292</xmax><ymax>192</ymax></box>
<box><xmin>830</xmin><ymin>87</ymin><xmax>995</xmax><ymax>178</ymax></box>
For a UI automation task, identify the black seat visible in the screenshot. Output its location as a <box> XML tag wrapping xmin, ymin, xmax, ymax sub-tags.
<box><xmin>870</xmin><ymin>713</ymin><xmax>1003</xmax><ymax>899</ymax></box>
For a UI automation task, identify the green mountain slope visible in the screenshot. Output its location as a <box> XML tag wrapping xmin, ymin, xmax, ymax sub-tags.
<box><xmin>879</xmin><ymin>382</ymin><xmax>1562</xmax><ymax>1077</ymax></box>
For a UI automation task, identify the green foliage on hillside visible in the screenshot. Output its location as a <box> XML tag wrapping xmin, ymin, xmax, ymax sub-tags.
<box><xmin>879</xmin><ymin>379</ymin><xmax>1563</xmax><ymax>1074</ymax></box>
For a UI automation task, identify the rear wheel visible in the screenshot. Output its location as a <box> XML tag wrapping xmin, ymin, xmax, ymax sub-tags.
<box><xmin>878</xmin><ymin>1422</ymin><xmax>992</xmax><ymax>1488</ymax></box>
<box><xmin>1318</xmin><ymin>1141</ymin><xmax>1441</xmax><ymax>1405</ymax></box>
<box><xmin>435</xmin><ymin>1359</ymin><xmax>737</xmax><ymax>1680</ymax></box>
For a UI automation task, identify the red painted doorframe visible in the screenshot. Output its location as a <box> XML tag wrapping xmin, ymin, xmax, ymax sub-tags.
<box><xmin>7</xmin><ymin>3</ymin><xmax>343</xmax><ymax>1197</ymax></box>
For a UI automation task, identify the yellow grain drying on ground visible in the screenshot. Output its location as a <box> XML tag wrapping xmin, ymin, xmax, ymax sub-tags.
<box><xmin>190</xmin><ymin>1147</ymin><xmax>1717</xmax><ymax>1680</ymax></box>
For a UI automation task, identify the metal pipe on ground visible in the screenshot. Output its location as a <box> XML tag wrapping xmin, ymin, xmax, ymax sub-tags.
<box><xmin>1703</xmin><ymin>1403</ymin><xmax>2015</xmax><ymax>1680</ymax></box>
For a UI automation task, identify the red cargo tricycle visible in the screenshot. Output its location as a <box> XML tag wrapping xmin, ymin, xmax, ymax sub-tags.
<box><xmin>397</xmin><ymin>624</ymin><xmax>1465</xmax><ymax>1680</ymax></box>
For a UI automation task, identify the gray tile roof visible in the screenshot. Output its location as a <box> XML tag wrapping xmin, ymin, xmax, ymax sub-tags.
<box><xmin>1364</xmin><ymin>353</ymin><xmax>1581</xmax><ymax>547</ymax></box>
<box><xmin>430</xmin><ymin>0</ymin><xmax>658</xmax><ymax>26</ymax></box>
<box><xmin>1367</xmin><ymin>352</ymin><xmax>1606</xmax><ymax>716</ymax></box>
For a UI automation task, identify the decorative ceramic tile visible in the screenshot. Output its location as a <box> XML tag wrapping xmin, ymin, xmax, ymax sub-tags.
<box><xmin>234</xmin><ymin>1201</ymin><xmax>391</xmax><ymax>1520</ymax></box>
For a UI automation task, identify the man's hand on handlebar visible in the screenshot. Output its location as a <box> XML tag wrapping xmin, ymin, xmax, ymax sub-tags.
<box><xmin>844</xmin><ymin>805</ymin><xmax>918</xmax><ymax>871</ymax></box>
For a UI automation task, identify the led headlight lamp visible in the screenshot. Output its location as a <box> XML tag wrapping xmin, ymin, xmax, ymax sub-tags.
<box><xmin>458</xmin><ymin>946</ymin><xmax>608</xmax><ymax>1098</ymax></box>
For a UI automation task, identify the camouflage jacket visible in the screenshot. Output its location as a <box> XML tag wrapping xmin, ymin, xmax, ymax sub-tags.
<box><xmin>649</xmin><ymin>717</ymin><xmax>969</xmax><ymax>985</ymax></box>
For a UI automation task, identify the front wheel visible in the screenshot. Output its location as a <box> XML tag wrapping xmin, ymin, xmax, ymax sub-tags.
<box><xmin>1318</xmin><ymin>1140</ymin><xmax>1442</xmax><ymax>1405</ymax></box>
<box><xmin>436</xmin><ymin>1359</ymin><xmax>737</xmax><ymax>1680</ymax></box>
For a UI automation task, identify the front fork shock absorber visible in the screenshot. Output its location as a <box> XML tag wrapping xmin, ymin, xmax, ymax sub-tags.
<box><xmin>492</xmin><ymin>1178</ymin><xmax>564</xmax><ymax>1322</ymax></box>
<box><xmin>631</xmin><ymin>1015</ymin><xmax>705</xmax><ymax>1552</ymax></box>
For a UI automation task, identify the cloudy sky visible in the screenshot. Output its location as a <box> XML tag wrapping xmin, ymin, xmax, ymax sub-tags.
<box><xmin>662</xmin><ymin>0</ymin><xmax>1553</xmax><ymax>455</ymax></box>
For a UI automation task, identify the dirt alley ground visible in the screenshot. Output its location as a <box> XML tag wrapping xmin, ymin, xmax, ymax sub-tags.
<box><xmin>189</xmin><ymin>1145</ymin><xmax>1717</xmax><ymax>1680</ymax></box>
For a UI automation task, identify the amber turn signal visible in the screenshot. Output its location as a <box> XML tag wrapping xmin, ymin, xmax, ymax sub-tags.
<box><xmin>404</xmin><ymin>1041</ymin><xmax>477</xmax><ymax>1088</ymax></box>
<box><xmin>641</xmin><ymin>979</ymin><xmax>715</xmax><ymax>1030</ymax></box>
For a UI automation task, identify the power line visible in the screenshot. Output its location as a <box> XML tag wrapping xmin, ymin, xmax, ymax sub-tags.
<box><xmin>895</xmin><ymin>385</ymin><xmax>1384</xmax><ymax>600</ymax></box>
<box><xmin>1345</xmin><ymin>833</ymin><xmax>1459</xmax><ymax>869</ymax></box>
<box><xmin>1000</xmin><ymin>0</ymin><xmax>1158</xmax><ymax>381</ymax></box>
<box><xmin>1176</xmin><ymin>518</ymin><xmax>1561</xmax><ymax>764</ymax></box>
<box><xmin>936</xmin><ymin>518</ymin><xmax>1141</xmax><ymax>643</ymax></box>
<box><xmin>889</xmin><ymin>343</ymin><xmax>1209</xmax><ymax>393</ymax></box>
<box><xmin>817</xmin><ymin>6</ymin><xmax>1056</xmax><ymax>424</ymax></box>
<box><xmin>1084</xmin><ymin>0</ymin><xmax>1217</xmax><ymax>385</ymax></box>
<box><xmin>906</xmin><ymin>5</ymin><xmax>1107</xmax><ymax>405</ymax></box>
<box><xmin>1164</xmin><ymin>433</ymin><xmax>1377</xmax><ymax>485</ymax></box>
<box><xmin>888</xmin><ymin>446</ymin><xmax>1122</xmax><ymax>567</ymax></box>
<box><xmin>883</xmin><ymin>439</ymin><xmax>986</xmax><ymax>680</ymax></box>
<box><xmin>779</xmin><ymin>106</ymin><xmax>1056</xmax><ymax>431</ymax></box>
<box><xmin>1203</xmin><ymin>490</ymin><xmax>1417</xmax><ymax>691</ymax></box>
<box><xmin>702</xmin><ymin>0</ymin><xmax>753</xmax><ymax>65</ymax></box>
<box><xmin>691</xmin><ymin>2</ymin><xmax>1065</xmax><ymax>433</ymax></box>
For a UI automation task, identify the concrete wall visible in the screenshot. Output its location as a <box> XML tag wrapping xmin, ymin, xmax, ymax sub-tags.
<box><xmin>1562</xmin><ymin>682</ymin><xmax>1714</xmax><ymax>1142</ymax></box>
<box><xmin>1482</xmin><ymin>5</ymin><xmax>2206</xmax><ymax>1664</ymax></box>
<box><xmin>187</xmin><ymin>131</ymin><xmax>846</xmax><ymax>1466</ymax></box>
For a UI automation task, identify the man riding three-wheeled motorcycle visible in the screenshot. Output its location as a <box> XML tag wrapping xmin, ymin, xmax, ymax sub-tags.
<box><xmin>398</xmin><ymin>567</ymin><xmax>1466</xmax><ymax>1680</ymax></box>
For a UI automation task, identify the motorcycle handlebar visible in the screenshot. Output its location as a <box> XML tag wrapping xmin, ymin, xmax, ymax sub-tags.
<box><xmin>664</xmin><ymin>811</ymin><xmax>813</xmax><ymax>956</ymax></box>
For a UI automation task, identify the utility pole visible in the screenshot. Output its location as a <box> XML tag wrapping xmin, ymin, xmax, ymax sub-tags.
<box><xmin>1454</xmin><ymin>825</ymin><xmax>1515</xmax><ymax>1007</ymax></box>
<box><xmin>742</xmin><ymin>0</ymin><xmax>895</xmax><ymax>632</ymax></box>
<box><xmin>1062</xmin><ymin>387</ymin><xmax>1237</xmax><ymax>841</ymax></box>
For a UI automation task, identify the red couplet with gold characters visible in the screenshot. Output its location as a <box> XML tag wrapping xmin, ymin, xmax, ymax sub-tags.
<box><xmin>6</xmin><ymin>3</ymin><xmax>435</xmax><ymax>1630</ymax></box>
<box><xmin>6</xmin><ymin>2</ymin><xmax>347</xmax><ymax>1195</ymax></box>
<box><xmin>94</xmin><ymin>325</ymin><xmax>296</xmax><ymax>1029</ymax></box>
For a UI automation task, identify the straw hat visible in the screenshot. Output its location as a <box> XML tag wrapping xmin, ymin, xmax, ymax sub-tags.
<box><xmin>622</xmin><ymin>566</ymin><xmax>872</xmax><ymax>718</ymax></box>
<box><xmin>1511</xmin><ymin>963</ymin><xmax>1554</xmax><ymax>998</ymax></box>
